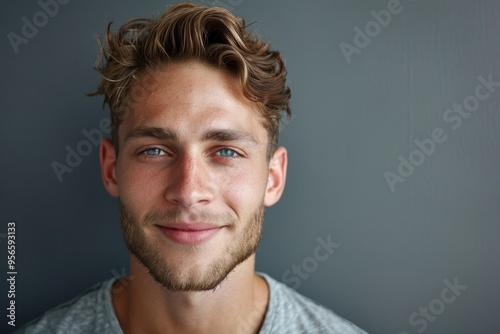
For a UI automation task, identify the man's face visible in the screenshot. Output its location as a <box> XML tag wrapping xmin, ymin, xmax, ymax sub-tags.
<box><xmin>103</xmin><ymin>61</ymin><xmax>282</xmax><ymax>291</ymax></box>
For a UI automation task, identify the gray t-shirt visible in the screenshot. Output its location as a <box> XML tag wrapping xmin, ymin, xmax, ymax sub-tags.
<box><xmin>14</xmin><ymin>273</ymin><xmax>367</xmax><ymax>333</ymax></box>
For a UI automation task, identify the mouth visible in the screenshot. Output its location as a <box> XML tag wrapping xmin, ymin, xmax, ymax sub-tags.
<box><xmin>156</xmin><ymin>223</ymin><xmax>224</xmax><ymax>245</ymax></box>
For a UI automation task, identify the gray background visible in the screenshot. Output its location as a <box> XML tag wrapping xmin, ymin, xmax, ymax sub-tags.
<box><xmin>1</xmin><ymin>0</ymin><xmax>499</xmax><ymax>333</ymax></box>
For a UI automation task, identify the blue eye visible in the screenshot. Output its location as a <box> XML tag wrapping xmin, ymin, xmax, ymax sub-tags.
<box><xmin>217</xmin><ymin>148</ymin><xmax>238</xmax><ymax>158</ymax></box>
<box><xmin>143</xmin><ymin>148</ymin><xmax>165</xmax><ymax>156</ymax></box>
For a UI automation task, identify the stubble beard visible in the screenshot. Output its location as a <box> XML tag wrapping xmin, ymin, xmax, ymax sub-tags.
<box><xmin>119</xmin><ymin>199</ymin><xmax>264</xmax><ymax>292</ymax></box>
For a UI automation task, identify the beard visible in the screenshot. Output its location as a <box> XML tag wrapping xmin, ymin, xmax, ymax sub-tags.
<box><xmin>119</xmin><ymin>199</ymin><xmax>264</xmax><ymax>292</ymax></box>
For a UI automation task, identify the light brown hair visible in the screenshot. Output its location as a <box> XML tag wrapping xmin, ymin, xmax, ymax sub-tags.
<box><xmin>90</xmin><ymin>2</ymin><xmax>291</xmax><ymax>159</ymax></box>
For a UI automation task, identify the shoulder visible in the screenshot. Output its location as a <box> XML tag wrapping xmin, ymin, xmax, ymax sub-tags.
<box><xmin>259</xmin><ymin>273</ymin><xmax>368</xmax><ymax>334</ymax></box>
<box><xmin>12</xmin><ymin>279</ymin><xmax>121</xmax><ymax>334</ymax></box>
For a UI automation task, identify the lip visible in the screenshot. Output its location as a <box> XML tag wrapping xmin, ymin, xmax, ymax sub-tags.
<box><xmin>156</xmin><ymin>222</ymin><xmax>224</xmax><ymax>245</ymax></box>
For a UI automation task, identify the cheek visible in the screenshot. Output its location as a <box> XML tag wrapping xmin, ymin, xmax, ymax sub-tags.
<box><xmin>216</xmin><ymin>165</ymin><xmax>268</xmax><ymax>209</ymax></box>
<box><xmin>116</xmin><ymin>160</ymin><xmax>163</xmax><ymax>208</ymax></box>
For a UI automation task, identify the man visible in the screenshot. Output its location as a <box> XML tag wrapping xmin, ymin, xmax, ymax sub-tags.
<box><xmin>15</xmin><ymin>3</ymin><xmax>367</xmax><ymax>333</ymax></box>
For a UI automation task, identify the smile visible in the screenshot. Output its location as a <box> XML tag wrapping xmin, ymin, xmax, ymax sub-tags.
<box><xmin>156</xmin><ymin>223</ymin><xmax>224</xmax><ymax>245</ymax></box>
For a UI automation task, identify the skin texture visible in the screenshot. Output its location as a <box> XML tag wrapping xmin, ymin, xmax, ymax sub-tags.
<box><xmin>100</xmin><ymin>61</ymin><xmax>287</xmax><ymax>333</ymax></box>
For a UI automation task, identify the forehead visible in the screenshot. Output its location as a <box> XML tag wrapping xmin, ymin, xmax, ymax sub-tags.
<box><xmin>120</xmin><ymin>61</ymin><xmax>267</xmax><ymax>139</ymax></box>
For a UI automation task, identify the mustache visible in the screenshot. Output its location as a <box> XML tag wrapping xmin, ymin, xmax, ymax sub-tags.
<box><xmin>119</xmin><ymin>200</ymin><xmax>237</xmax><ymax>227</ymax></box>
<box><xmin>145</xmin><ymin>209</ymin><xmax>236</xmax><ymax>226</ymax></box>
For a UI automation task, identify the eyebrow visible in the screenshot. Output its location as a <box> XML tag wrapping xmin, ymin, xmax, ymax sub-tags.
<box><xmin>124</xmin><ymin>126</ymin><xmax>258</xmax><ymax>146</ymax></box>
<box><xmin>202</xmin><ymin>129</ymin><xmax>258</xmax><ymax>145</ymax></box>
<box><xmin>125</xmin><ymin>127</ymin><xmax>178</xmax><ymax>142</ymax></box>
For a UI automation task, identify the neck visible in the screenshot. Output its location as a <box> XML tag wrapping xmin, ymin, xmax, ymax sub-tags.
<box><xmin>112</xmin><ymin>255</ymin><xmax>269</xmax><ymax>334</ymax></box>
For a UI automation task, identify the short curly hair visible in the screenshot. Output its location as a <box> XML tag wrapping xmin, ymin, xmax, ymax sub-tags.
<box><xmin>90</xmin><ymin>2</ymin><xmax>291</xmax><ymax>160</ymax></box>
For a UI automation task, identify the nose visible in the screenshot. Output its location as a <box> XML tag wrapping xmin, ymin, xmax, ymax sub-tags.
<box><xmin>164</xmin><ymin>152</ymin><xmax>215</xmax><ymax>209</ymax></box>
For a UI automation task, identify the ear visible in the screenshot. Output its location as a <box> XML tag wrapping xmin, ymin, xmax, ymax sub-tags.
<box><xmin>264</xmin><ymin>146</ymin><xmax>287</xmax><ymax>206</ymax></box>
<box><xmin>100</xmin><ymin>138</ymin><xmax>119</xmax><ymax>197</ymax></box>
